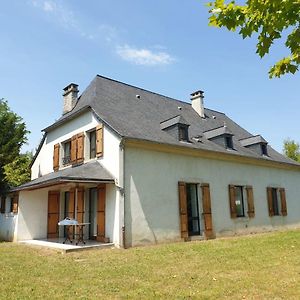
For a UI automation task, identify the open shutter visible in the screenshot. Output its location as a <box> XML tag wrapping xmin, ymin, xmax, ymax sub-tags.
<box><xmin>76</xmin><ymin>133</ymin><xmax>84</xmax><ymax>164</ymax></box>
<box><xmin>53</xmin><ymin>143</ymin><xmax>60</xmax><ymax>171</ymax></box>
<box><xmin>12</xmin><ymin>194</ymin><xmax>19</xmax><ymax>214</ymax></box>
<box><xmin>279</xmin><ymin>188</ymin><xmax>287</xmax><ymax>216</ymax></box>
<box><xmin>71</xmin><ymin>135</ymin><xmax>77</xmax><ymax>164</ymax></box>
<box><xmin>228</xmin><ymin>185</ymin><xmax>237</xmax><ymax>218</ymax></box>
<box><xmin>97</xmin><ymin>184</ymin><xmax>106</xmax><ymax>242</ymax></box>
<box><xmin>201</xmin><ymin>183</ymin><xmax>214</xmax><ymax>239</ymax></box>
<box><xmin>246</xmin><ymin>186</ymin><xmax>255</xmax><ymax>218</ymax></box>
<box><xmin>267</xmin><ymin>187</ymin><xmax>274</xmax><ymax>217</ymax></box>
<box><xmin>178</xmin><ymin>182</ymin><xmax>188</xmax><ymax>239</ymax></box>
<box><xmin>96</xmin><ymin>124</ymin><xmax>103</xmax><ymax>157</ymax></box>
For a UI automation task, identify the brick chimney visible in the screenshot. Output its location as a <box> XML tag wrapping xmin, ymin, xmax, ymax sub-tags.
<box><xmin>190</xmin><ymin>90</ymin><xmax>205</xmax><ymax>118</ymax></box>
<box><xmin>63</xmin><ymin>83</ymin><xmax>79</xmax><ymax>114</ymax></box>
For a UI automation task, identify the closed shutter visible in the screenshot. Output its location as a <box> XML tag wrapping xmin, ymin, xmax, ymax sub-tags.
<box><xmin>228</xmin><ymin>185</ymin><xmax>237</xmax><ymax>218</ymax></box>
<box><xmin>279</xmin><ymin>188</ymin><xmax>287</xmax><ymax>216</ymax></box>
<box><xmin>53</xmin><ymin>143</ymin><xmax>60</xmax><ymax>171</ymax></box>
<box><xmin>201</xmin><ymin>183</ymin><xmax>214</xmax><ymax>239</ymax></box>
<box><xmin>97</xmin><ymin>184</ymin><xmax>106</xmax><ymax>242</ymax></box>
<box><xmin>71</xmin><ymin>135</ymin><xmax>77</xmax><ymax>164</ymax></box>
<box><xmin>96</xmin><ymin>124</ymin><xmax>103</xmax><ymax>157</ymax></box>
<box><xmin>76</xmin><ymin>133</ymin><xmax>84</xmax><ymax>164</ymax></box>
<box><xmin>246</xmin><ymin>186</ymin><xmax>255</xmax><ymax>218</ymax></box>
<box><xmin>178</xmin><ymin>182</ymin><xmax>188</xmax><ymax>239</ymax></box>
<box><xmin>267</xmin><ymin>187</ymin><xmax>274</xmax><ymax>217</ymax></box>
<box><xmin>12</xmin><ymin>194</ymin><xmax>19</xmax><ymax>214</ymax></box>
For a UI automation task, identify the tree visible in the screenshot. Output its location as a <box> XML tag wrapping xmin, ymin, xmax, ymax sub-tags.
<box><xmin>208</xmin><ymin>1</ymin><xmax>300</xmax><ymax>78</ymax></box>
<box><xmin>283</xmin><ymin>138</ymin><xmax>300</xmax><ymax>162</ymax></box>
<box><xmin>4</xmin><ymin>152</ymin><xmax>32</xmax><ymax>187</ymax></box>
<box><xmin>0</xmin><ymin>99</ymin><xmax>30</xmax><ymax>194</ymax></box>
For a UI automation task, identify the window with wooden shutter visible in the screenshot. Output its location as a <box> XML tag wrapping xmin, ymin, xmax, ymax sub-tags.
<box><xmin>96</xmin><ymin>124</ymin><xmax>103</xmax><ymax>157</ymax></box>
<box><xmin>201</xmin><ymin>183</ymin><xmax>215</xmax><ymax>239</ymax></box>
<box><xmin>267</xmin><ymin>187</ymin><xmax>274</xmax><ymax>216</ymax></box>
<box><xmin>178</xmin><ymin>182</ymin><xmax>188</xmax><ymax>239</ymax></box>
<box><xmin>228</xmin><ymin>185</ymin><xmax>237</xmax><ymax>218</ymax></box>
<box><xmin>53</xmin><ymin>143</ymin><xmax>60</xmax><ymax>171</ymax></box>
<box><xmin>279</xmin><ymin>188</ymin><xmax>287</xmax><ymax>216</ymax></box>
<box><xmin>246</xmin><ymin>186</ymin><xmax>255</xmax><ymax>218</ymax></box>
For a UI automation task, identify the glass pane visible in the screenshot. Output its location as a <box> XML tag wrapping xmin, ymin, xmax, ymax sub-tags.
<box><xmin>272</xmin><ymin>188</ymin><xmax>279</xmax><ymax>215</ymax></box>
<box><xmin>235</xmin><ymin>186</ymin><xmax>244</xmax><ymax>217</ymax></box>
<box><xmin>186</xmin><ymin>184</ymin><xmax>200</xmax><ymax>235</ymax></box>
<box><xmin>90</xmin><ymin>131</ymin><xmax>96</xmax><ymax>158</ymax></box>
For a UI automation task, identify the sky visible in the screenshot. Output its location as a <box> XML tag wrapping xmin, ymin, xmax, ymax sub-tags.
<box><xmin>0</xmin><ymin>0</ymin><xmax>299</xmax><ymax>153</ymax></box>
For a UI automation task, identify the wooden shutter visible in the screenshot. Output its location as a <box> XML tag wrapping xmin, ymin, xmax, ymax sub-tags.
<box><xmin>228</xmin><ymin>185</ymin><xmax>237</xmax><ymax>218</ymax></box>
<box><xmin>267</xmin><ymin>187</ymin><xmax>274</xmax><ymax>217</ymax></box>
<box><xmin>246</xmin><ymin>186</ymin><xmax>255</xmax><ymax>218</ymax></box>
<box><xmin>71</xmin><ymin>135</ymin><xmax>77</xmax><ymax>164</ymax></box>
<box><xmin>96</xmin><ymin>124</ymin><xmax>103</xmax><ymax>157</ymax></box>
<box><xmin>76</xmin><ymin>133</ymin><xmax>84</xmax><ymax>164</ymax></box>
<box><xmin>178</xmin><ymin>182</ymin><xmax>188</xmax><ymax>239</ymax></box>
<box><xmin>53</xmin><ymin>143</ymin><xmax>60</xmax><ymax>171</ymax></box>
<box><xmin>279</xmin><ymin>188</ymin><xmax>287</xmax><ymax>216</ymax></box>
<box><xmin>47</xmin><ymin>191</ymin><xmax>60</xmax><ymax>238</ymax></box>
<box><xmin>68</xmin><ymin>189</ymin><xmax>75</xmax><ymax>219</ymax></box>
<box><xmin>76</xmin><ymin>188</ymin><xmax>85</xmax><ymax>223</ymax></box>
<box><xmin>97</xmin><ymin>184</ymin><xmax>106</xmax><ymax>242</ymax></box>
<box><xmin>12</xmin><ymin>194</ymin><xmax>19</xmax><ymax>214</ymax></box>
<box><xmin>201</xmin><ymin>183</ymin><xmax>215</xmax><ymax>239</ymax></box>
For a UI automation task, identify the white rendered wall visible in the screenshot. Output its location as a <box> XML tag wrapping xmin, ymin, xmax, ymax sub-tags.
<box><xmin>0</xmin><ymin>196</ymin><xmax>18</xmax><ymax>241</ymax></box>
<box><xmin>124</xmin><ymin>146</ymin><xmax>300</xmax><ymax>247</ymax></box>
<box><xmin>16</xmin><ymin>189</ymin><xmax>48</xmax><ymax>240</ymax></box>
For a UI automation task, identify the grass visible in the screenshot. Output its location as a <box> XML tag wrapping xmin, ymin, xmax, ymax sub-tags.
<box><xmin>0</xmin><ymin>230</ymin><xmax>299</xmax><ymax>299</ymax></box>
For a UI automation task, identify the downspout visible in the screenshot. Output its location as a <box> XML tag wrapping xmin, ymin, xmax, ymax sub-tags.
<box><xmin>120</xmin><ymin>138</ymin><xmax>126</xmax><ymax>249</ymax></box>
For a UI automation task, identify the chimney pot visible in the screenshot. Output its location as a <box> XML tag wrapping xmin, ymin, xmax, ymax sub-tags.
<box><xmin>63</xmin><ymin>83</ymin><xmax>79</xmax><ymax>114</ymax></box>
<box><xmin>190</xmin><ymin>90</ymin><xmax>205</xmax><ymax>118</ymax></box>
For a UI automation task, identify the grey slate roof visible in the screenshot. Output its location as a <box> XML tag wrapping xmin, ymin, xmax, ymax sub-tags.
<box><xmin>13</xmin><ymin>161</ymin><xmax>114</xmax><ymax>191</ymax></box>
<box><xmin>44</xmin><ymin>75</ymin><xmax>299</xmax><ymax>166</ymax></box>
<box><xmin>160</xmin><ymin>115</ymin><xmax>190</xmax><ymax>130</ymax></box>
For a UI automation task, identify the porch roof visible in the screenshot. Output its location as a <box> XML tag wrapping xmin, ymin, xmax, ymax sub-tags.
<box><xmin>12</xmin><ymin>161</ymin><xmax>115</xmax><ymax>191</ymax></box>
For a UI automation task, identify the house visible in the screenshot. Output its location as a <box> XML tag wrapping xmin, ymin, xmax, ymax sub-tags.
<box><xmin>1</xmin><ymin>75</ymin><xmax>300</xmax><ymax>247</ymax></box>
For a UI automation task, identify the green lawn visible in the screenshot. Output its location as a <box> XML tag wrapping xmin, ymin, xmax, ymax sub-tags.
<box><xmin>0</xmin><ymin>230</ymin><xmax>299</xmax><ymax>299</ymax></box>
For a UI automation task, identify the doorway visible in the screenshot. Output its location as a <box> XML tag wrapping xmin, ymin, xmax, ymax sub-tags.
<box><xmin>186</xmin><ymin>183</ymin><xmax>201</xmax><ymax>236</ymax></box>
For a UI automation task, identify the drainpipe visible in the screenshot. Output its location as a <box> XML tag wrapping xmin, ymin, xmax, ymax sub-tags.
<box><xmin>119</xmin><ymin>138</ymin><xmax>126</xmax><ymax>249</ymax></box>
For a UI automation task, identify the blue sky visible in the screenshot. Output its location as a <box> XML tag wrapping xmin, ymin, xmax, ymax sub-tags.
<box><xmin>0</xmin><ymin>0</ymin><xmax>299</xmax><ymax>153</ymax></box>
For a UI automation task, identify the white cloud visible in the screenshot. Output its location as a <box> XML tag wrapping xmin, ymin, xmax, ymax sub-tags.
<box><xmin>43</xmin><ymin>1</ymin><xmax>56</xmax><ymax>12</ymax></box>
<box><xmin>116</xmin><ymin>45</ymin><xmax>175</xmax><ymax>66</ymax></box>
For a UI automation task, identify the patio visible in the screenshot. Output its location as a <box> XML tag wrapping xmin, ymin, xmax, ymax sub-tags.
<box><xmin>19</xmin><ymin>238</ymin><xmax>114</xmax><ymax>253</ymax></box>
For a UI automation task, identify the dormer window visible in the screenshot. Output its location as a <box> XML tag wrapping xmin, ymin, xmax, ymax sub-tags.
<box><xmin>239</xmin><ymin>135</ymin><xmax>268</xmax><ymax>157</ymax></box>
<box><xmin>179</xmin><ymin>125</ymin><xmax>189</xmax><ymax>142</ymax></box>
<box><xmin>225</xmin><ymin>135</ymin><xmax>234</xmax><ymax>149</ymax></box>
<box><xmin>203</xmin><ymin>125</ymin><xmax>234</xmax><ymax>150</ymax></box>
<box><xmin>160</xmin><ymin>115</ymin><xmax>190</xmax><ymax>143</ymax></box>
<box><xmin>261</xmin><ymin>144</ymin><xmax>268</xmax><ymax>156</ymax></box>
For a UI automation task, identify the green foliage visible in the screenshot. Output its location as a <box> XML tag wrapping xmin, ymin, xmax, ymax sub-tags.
<box><xmin>283</xmin><ymin>138</ymin><xmax>300</xmax><ymax>162</ymax></box>
<box><xmin>208</xmin><ymin>0</ymin><xmax>300</xmax><ymax>78</ymax></box>
<box><xmin>0</xmin><ymin>99</ymin><xmax>30</xmax><ymax>194</ymax></box>
<box><xmin>3</xmin><ymin>152</ymin><xmax>32</xmax><ymax>187</ymax></box>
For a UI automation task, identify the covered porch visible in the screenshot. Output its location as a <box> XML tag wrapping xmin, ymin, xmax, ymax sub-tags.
<box><xmin>13</xmin><ymin>161</ymin><xmax>118</xmax><ymax>246</ymax></box>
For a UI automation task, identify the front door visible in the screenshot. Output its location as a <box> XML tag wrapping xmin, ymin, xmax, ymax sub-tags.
<box><xmin>186</xmin><ymin>183</ymin><xmax>201</xmax><ymax>236</ymax></box>
<box><xmin>47</xmin><ymin>191</ymin><xmax>60</xmax><ymax>238</ymax></box>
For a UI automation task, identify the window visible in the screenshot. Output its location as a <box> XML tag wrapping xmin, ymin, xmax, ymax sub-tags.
<box><xmin>229</xmin><ymin>185</ymin><xmax>255</xmax><ymax>218</ymax></box>
<box><xmin>178</xmin><ymin>125</ymin><xmax>189</xmax><ymax>142</ymax></box>
<box><xmin>0</xmin><ymin>196</ymin><xmax>5</xmax><ymax>213</ymax></box>
<box><xmin>267</xmin><ymin>187</ymin><xmax>287</xmax><ymax>216</ymax></box>
<box><xmin>89</xmin><ymin>130</ymin><xmax>96</xmax><ymax>159</ymax></box>
<box><xmin>261</xmin><ymin>144</ymin><xmax>268</xmax><ymax>156</ymax></box>
<box><xmin>63</xmin><ymin>141</ymin><xmax>71</xmax><ymax>165</ymax></box>
<box><xmin>225</xmin><ymin>136</ymin><xmax>234</xmax><ymax>149</ymax></box>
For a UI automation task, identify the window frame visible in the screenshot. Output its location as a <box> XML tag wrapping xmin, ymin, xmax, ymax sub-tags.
<box><xmin>62</xmin><ymin>140</ymin><xmax>71</xmax><ymax>166</ymax></box>
<box><xmin>89</xmin><ymin>129</ymin><xmax>97</xmax><ymax>159</ymax></box>
<box><xmin>225</xmin><ymin>135</ymin><xmax>234</xmax><ymax>150</ymax></box>
<box><xmin>234</xmin><ymin>186</ymin><xmax>245</xmax><ymax>218</ymax></box>
<box><xmin>178</xmin><ymin>125</ymin><xmax>189</xmax><ymax>142</ymax></box>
